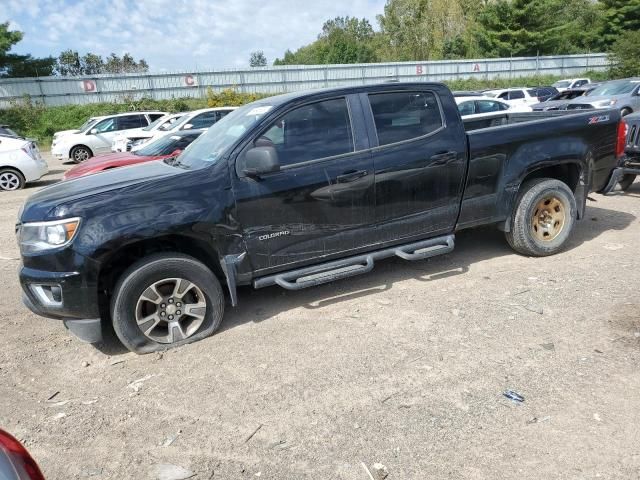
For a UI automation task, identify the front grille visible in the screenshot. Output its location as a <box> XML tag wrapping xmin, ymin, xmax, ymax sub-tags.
<box><xmin>626</xmin><ymin>118</ymin><xmax>640</xmax><ymax>153</ymax></box>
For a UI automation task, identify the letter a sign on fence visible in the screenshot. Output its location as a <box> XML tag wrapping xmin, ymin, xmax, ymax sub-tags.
<box><xmin>80</xmin><ymin>80</ymin><xmax>97</xmax><ymax>93</ymax></box>
<box><xmin>184</xmin><ymin>74</ymin><xmax>198</xmax><ymax>87</ymax></box>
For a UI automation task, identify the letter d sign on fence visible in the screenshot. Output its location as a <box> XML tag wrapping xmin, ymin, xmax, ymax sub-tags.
<box><xmin>81</xmin><ymin>80</ymin><xmax>97</xmax><ymax>93</ymax></box>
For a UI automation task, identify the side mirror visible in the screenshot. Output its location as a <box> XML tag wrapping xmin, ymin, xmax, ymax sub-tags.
<box><xmin>182</xmin><ymin>123</ymin><xmax>193</xmax><ymax>130</ymax></box>
<box><xmin>243</xmin><ymin>146</ymin><xmax>280</xmax><ymax>178</ymax></box>
<box><xmin>90</xmin><ymin>128</ymin><xmax>98</xmax><ymax>134</ymax></box>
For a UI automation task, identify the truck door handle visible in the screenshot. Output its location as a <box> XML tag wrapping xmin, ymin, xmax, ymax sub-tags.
<box><xmin>336</xmin><ymin>170</ymin><xmax>368</xmax><ymax>183</ymax></box>
<box><xmin>430</xmin><ymin>151</ymin><xmax>458</xmax><ymax>166</ymax></box>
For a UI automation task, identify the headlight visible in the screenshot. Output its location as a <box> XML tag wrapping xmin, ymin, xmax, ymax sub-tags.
<box><xmin>18</xmin><ymin>218</ymin><xmax>81</xmax><ymax>254</ymax></box>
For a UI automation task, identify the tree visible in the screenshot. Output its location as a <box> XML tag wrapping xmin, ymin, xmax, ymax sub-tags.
<box><xmin>0</xmin><ymin>22</ymin><xmax>55</xmax><ymax>77</ymax></box>
<box><xmin>102</xmin><ymin>52</ymin><xmax>148</xmax><ymax>74</ymax></box>
<box><xmin>600</xmin><ymin>0</ymin><xmax>640</xmax><ymax>47</ymax></box>
<box><xmin>608</xmin><ymin>30</ymin><xmax>640</xmax><ymax>78</ymax></box>
<box><xmin>249</xmin><ymin>50</ymin><xmax>267</xmax><ymax>67</ymax></box>
<box><xmin>56</xmin><ymin>49</ymin><xmax>83</xmax><ymax>76</ymax></box>
<box><xmin>274</xmin><ymin>16</ymin><xmax>379</xmax><ymax>65</ymax></box>
<box><xmin>82</xmin><ymin>53</ymin><xmax>104</xmax><ymax>74</ymax></box>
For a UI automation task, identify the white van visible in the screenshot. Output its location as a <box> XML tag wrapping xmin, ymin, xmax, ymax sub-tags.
<box><xmin>51</xmin><ymin>111</ymin><xmax>166</xmax><ymax>162</ymax></box>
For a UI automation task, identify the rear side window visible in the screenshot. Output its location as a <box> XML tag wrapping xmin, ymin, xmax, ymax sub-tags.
<box><xmin>509</xmin><ymin>90</ymin><xmax>525</xmax><ymax>100</ymax></box>
<box><xmin>148</xmin><ymin>113</ymin><xmax>164</xmax><ymax>121</ymax></box>
<box><xmin>476</xmin><ymin>100</ymin><xmax>507</xmax><ymax>113</ymax></box>
<box><xmin>117</xmin><ymin>115</ymin><xmax>147</xmax><ymax>130</ymax></box>
<box><xmin>368</xmin><ymin>91</ymin><xmax>443</xmax><ymax>146</ymax></box>
<box><xmin>256</xmin><ymin>97</ymin><xmax>354</xmax><ymax>167</ymax></box>
<box><xmin>457</xmin><ymin>101</ymin><xmax>476</xmax><ymax>116</ymax></box>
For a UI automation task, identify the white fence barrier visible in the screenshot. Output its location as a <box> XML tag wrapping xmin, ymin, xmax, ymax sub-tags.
<box><xmin>0</xmin><ymin>53</ymin><xmax>608</xmax><ymax>108</ymax></box>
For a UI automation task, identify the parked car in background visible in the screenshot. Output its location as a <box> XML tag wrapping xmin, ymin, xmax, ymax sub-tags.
<box><xmin>483</xmin><ymin>87</ymin><xmax>557</xmax><ymax>106</ymax></box>
<box><xmin>531</xmin><ymin>86</ymin><xmax>596</xmax><ymax>111</ymax></box>
<box><xmin>552</xmin><ymin>78</ymin><xmax>591</xmax><ymax>92</ymax></box>
<box><xmin>566</xmin><ymin>78</ymin><xmax>640</xmax><ymax>116</ymax></box>
<box><xmin>0</xmin><ymin>125</ymin><xmax>20</xmax><ymax>138</ymax></box>
<box><xmin>63</xmin><ymin>130</ymin><xmax>204</xmax><ymax>180</ymax></box>
<box><xmin>112</xmin><ymin>113</ymin><xmax>185</xmax><ymax>152</ymax></box>
<box><xmin>51</xmin><ymin>111</ymin><xmax>167</xmax><ymax>162</ymax></box>
<box><xmin>139</xmin><ymin>107</ymin><xmax>237</xmax><ymax>146</ymax></box>
<box><xmin>455</xmin><ymin>96</ymin><xmax>532</xmax><ymax>119</ymax></box>
<box><xmin>0</xmin><ymin>135</ymin><xmax>48</xmax><ymax>190</ymax></box>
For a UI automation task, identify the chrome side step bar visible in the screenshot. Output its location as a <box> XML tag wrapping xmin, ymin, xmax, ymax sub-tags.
<box><xmin>253</xmin><ymin>235</ymin><xmax>454</xmax><ymax>291</ymax></box>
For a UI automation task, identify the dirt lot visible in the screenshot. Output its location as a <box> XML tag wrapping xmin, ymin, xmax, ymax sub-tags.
<box><xmin>1</xmin><ymin>154</ymin><xmax>639</xmax><ymax>479</ymax></box>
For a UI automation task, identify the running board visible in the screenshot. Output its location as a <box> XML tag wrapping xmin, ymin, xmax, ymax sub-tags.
<box><xmin>253</xmin><ymin>235</ymin><xmax>455</xmax><ymax>291</ymax></box>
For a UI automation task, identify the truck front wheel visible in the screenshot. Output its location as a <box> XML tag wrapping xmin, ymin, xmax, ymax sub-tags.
<box><xmin>506</xmin><ymin>178</ymin><xmax>577</xmax><ymax>257</ymax></box>
<box><xmin>111</xmin><ymin>253</ymin><xmax>225</xmax><ymax>354</ymax></box>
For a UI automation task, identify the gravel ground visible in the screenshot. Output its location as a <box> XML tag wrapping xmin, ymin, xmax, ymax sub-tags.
<box><xmin>1</xmin><ymin>154</ymin><xmax>639</xmax><ymax>479</ymax></box>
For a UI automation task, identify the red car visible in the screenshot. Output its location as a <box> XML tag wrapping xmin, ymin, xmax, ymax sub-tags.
<box><xmin>62</xmin><ymin>130</ymin><xmax>203</xmax><ymax>180</ymax></box>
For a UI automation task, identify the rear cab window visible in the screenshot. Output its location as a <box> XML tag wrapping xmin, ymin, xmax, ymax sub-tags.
<box><xmin>368</xmin><ymin>91</ymin><xmax>443</xmax><ymax>146</ymax></box>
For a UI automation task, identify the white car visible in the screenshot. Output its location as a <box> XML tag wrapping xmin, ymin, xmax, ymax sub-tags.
<box><xmin>482</xmin><ymin>88</ymin><xmax>542</xmax><ymax>107</ymax></box>
<box><xmin>0</xmin><ymin>135</ymin><xmax>48</xmax><ymax>191</ymax></box>
<box><xmin>455</xmin><ymin>96</ymin><xmax>532</xmax><ymax>119</ymax></box>
<box><xmin>552</xmin><ymin>78</ymin><xmax>591</xmax><ymax>92</ymax></box>
<box><xmin>133</xmin><ymin>107</ymin><xmax>237</xmax><ymax>150</ymax></box>
<box><xmin>111</xmin><ymin>113</ymin><xmax>185</xmax><ymax>152</ymax></box>
<box><xmin>51</xmin><ymin>111</ymin><xmax>166</xmax><ymax>162</ymax></box>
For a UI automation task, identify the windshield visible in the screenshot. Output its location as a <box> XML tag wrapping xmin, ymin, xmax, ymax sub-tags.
<box><xmin>0</xmin><ymin>126</ymin><xmax>19</xmax><ymax>137</ymax></box>
<box><xmin>553</xmin><ymin>81</ymin><xmax>571</xmax><ymax>88</ymax></box>
<box><xmin>136</xmin><ymin>133</ymin><xmax>200</xmax><ymax>156</ymax></box>
<box><xmin>79</xmin><ymin>117</ymin><xmax>98</xmax><ymax>132</ymax></box>
<box><xmin>587</xmin><ymin>81</ymin><xmax>639</xmax><ymax>96</ymax></box>
<box><xmin>172</xmin><ymin>103</ymin><xmax>274</xmax><ymax>170</ymax></box>
<box><xmin>142</xmin><ymin>114</ymin><xmax>182</xmax><ymax>132</ymax></box>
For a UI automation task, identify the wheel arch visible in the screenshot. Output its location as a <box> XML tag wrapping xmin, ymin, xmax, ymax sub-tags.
<box><xmin>96</xmin><ymin>235</ymin><xmax>225</xmax><ymax>322</ymax></box>
<box><xmin>70</xmin><ymin>144</ymin><xmax>94</xmax><ymax>158</ymax></box>
<box><xmin>501</xmin><ymin>161</ymin><xmax>584</xmax><ymax>232</ymax></box>
<box><xmin>0</xmin><ymin>166</ymin><xmax>26</xmax><ymax>189</ymax></box>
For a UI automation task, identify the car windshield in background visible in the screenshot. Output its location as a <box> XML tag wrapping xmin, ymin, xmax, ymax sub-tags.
<box><xmin>142</xmin><ymin>116</ymin><xmax>165</xmax><ymax>131</ymax></box>
<box><xmin>79</xmin><ymin>118</ymin><xmax>98</xmax><ymax>132</ymax></box>
<box><xmin>172</xmin><ymin>103</ymin><xmax>274</xmax><ymax>170</ymax></box>
<box><xmin>483</xmin><ymin>92</ymin><xmax>497</xmax><ymax>98</ymax></box>
<box><xmin>553</xmin><ymin>81</ymin><xmax>571</xmax><ymax>88</ymax></box>
<box><xmin>0</xmin><ymin>127</ymin><xmax>19</xmax><ymax>137</ymax></box>
<box><xmin>587</xmin><ymin>81</ymin><xmax>639</xmax><ymax>96</ymax></box>
<box><xmin>143</xmin><ymin>115</ymin><xmax>182</xmax><ymax>132</ymax></box>
<box><xmin>136</xmin><ymin>133</ymin><xmax>199</xmax><ymax>156</ymax></box>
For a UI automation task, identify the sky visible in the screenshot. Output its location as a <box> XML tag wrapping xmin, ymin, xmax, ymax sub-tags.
<box><xmin>4</xmin><ymin>0</ymin><xmax>387</xmax><ymax>72</ymax></box>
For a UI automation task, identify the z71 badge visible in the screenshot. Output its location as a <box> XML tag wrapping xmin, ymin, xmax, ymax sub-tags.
<box><xmin>588</xmin><ymin>115</ymin><xmax>610</xmax><ymax>124</ymax></box>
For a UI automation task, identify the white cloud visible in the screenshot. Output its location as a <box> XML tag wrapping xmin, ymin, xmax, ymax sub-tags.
<box><xmin>4</xmin><ymin>0</ymin><xmax>387</xmax><ymax>71</ymax></box>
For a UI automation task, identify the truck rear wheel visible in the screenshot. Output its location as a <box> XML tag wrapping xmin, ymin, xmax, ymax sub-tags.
<box><xmin>506</xmin><ymin>178</ymin><xmax>577</xmax><ymax>257</ymax></box>
<box><xmin>111</xmin><ymin>253</ymin><xmax>225</xmax><ymax>354</ymax></box>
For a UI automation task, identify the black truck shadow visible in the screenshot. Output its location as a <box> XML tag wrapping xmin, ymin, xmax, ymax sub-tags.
<box><xmin>221</xmin><ymin>204</ymin><xmax>635</xmax><ymax>332</ymax></box>
<box><xmin>96</xmin><ymin>203</ymin><xmax>634</xmax><ymax>355</ymax></box>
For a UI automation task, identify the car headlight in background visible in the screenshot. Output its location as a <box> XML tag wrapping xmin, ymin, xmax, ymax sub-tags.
<box><xmin>18</xmin><ymin>218</ymin><xmax>81</xmax><ymax>254</ymax></box>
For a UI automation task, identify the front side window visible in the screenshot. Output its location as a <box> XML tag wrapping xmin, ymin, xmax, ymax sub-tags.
<box><xmin>188</xmin><ymin>112</ymin><xmax>219</xmax><ymax>129</ymax></box>
<box><xmin>509</xmin><ymin>90</ymin><xmax>525</xmax><ymax>100</ymax></box>
<box><xmin>369</xmin><ymin>91</ymin><xmax>443</xmax><ymax>146</ymax></box>
<box><xmin>93</xmin><ymin>118</ymin><xmax>116</xmax><ymax>133</ymax></box>
<box><xmin>250</xmin><ymin>97</ymin><xmax>354</xmax><ymax>167</ymax></box>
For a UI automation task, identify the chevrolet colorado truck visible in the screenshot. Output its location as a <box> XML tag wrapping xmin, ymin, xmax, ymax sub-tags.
<box><xmin>17</xmin><ymin>83</ymin><xmax>627</xmax><ymax>353</ymax></box>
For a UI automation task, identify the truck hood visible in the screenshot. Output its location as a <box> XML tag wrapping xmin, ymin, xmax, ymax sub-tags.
<box><xmin>20</xmin><ymin>160</ymin><xmax>179</xmax><ymax>222</ymax></box>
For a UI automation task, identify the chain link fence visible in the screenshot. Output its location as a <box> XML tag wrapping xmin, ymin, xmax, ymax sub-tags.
<box><xmin>0</xmin><ymin>53</ymin><xmax>608</xmax><ymax>108</ymax></box>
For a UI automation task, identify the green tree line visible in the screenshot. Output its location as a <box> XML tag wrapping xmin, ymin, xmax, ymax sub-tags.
<box><xmin>273</xmin><ymin>0</ymin><xmax>640</xmax><ymax>76</ymax></box>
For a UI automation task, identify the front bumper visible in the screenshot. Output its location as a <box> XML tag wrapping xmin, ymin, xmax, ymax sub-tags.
<box><xmin>20</xmin><ymin>263</ymin><xmax>103</xmax><ymax>343</ymax></box>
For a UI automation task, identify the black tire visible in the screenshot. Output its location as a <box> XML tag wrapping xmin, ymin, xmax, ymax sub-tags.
<box><xmin>505</xmin><ymin>178</ymin><xmax>577</xmax><ymax>257</ymax></box>
<box><xmin>621</xmin><ymin>108</ymin><xmax>633</xmax><ymax>117</ymax></box>
<box><xmin>111</xmin><ymin>253</ymin><xmax>225</xmax><ymax>354</ymax></box>
<box><xmin>618</xmin><ymin>174</ymin><xmax>636</xmax><ymax>191</ymax></box>
<box><xmin>70</xmin><ymin>145</ymin><xmax>93</xmax><ymax>163</ymax></box>
<box><xmin>0</xmin><ymin>168</ymin><xmax>25</xmax><ymax>191</ymax></box>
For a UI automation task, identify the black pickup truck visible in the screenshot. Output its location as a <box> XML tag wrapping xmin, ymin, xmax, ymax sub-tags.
<box><xmin>17</xmin><ymin>83</ymin><xmax>627</xmax><ymax>353</ymax></box>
